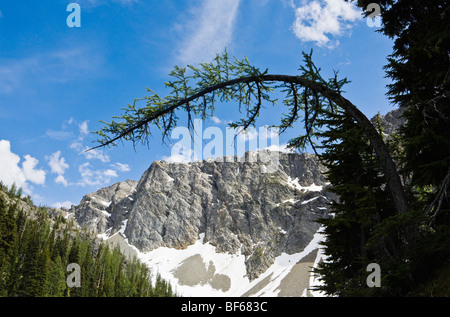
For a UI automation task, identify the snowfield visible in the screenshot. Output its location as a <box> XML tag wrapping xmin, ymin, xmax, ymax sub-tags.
<box><xmin>103</xmin><ymin>228</ymin><xmax>327</xmax><ymax>297</ymax></box>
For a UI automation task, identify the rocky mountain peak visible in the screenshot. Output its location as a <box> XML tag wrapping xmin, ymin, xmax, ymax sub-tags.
<box><xmin>67</xmin><ymin>108</ymin><xmax>404</xmax><ymax>295</ymax></box>
<box><xmin>71</xmin><ymin>151</ymin><xmax>333</xmax><ymax>280</ymax></box>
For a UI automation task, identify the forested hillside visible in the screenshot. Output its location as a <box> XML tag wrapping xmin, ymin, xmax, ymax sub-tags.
<box><xmin>0</xmin><ymin>182</ymin><xmax>176</xmax><ymax>297</ymax></box>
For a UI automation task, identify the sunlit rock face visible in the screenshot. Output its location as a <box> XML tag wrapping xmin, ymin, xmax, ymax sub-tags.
<box><xmin>72</xmin><ymin>151</ymin><xmax>333</xmax><ymax>280</ymax></box>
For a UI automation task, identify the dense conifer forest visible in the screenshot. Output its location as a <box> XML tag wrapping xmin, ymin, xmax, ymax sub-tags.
<box><xmin>0</xmin><ymin>182</ymin><xmax>176</xmax><ymax>297</ymax></box>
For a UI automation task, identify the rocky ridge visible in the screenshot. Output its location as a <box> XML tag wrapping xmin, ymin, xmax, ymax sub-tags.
<box><xmin>70</xmin><ymin>151</ymin><xmax>334</xmax><ymax>280</ymax></box>
<box><xmin>68</xmin><ymin>108</ymin><xmax>405</xmax><ymax>294</ymax></box>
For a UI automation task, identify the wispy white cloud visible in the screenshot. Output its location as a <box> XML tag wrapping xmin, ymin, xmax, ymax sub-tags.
<box><xmin>291</xmin><ymin>0</ymin><xmax>361</xmax><ymax>48</ymax></box>
<box><xmin>46</xmin><ymin>129</ymin><xmax>74</xmax><ymax>141</ymax></box>
<box><xmin>60</xmin><ymin>119</ymin><xmax>131</xmax><ymax>187</ymax></box>
<box><xmin>0</xmin><ymin>47</ymin><xmax>104</xmax><ymax>95</ymax></box>
<box><xmin>69</xmin><ymin>120</ymin><xmax>111</xmax><ymax>163</ymax></box>
<box><xmin>175</xmin><ymin>0</ymin><xmax>241</xmax><ymax>66</ymax></box>
<box><xmin>79</xmin><ymin>120</ymin><xmax>89</xmax><ymax>136</ymax></box>
<box><xmin>82</xmin><ymin>146</ymin><xmax>111</xmax><ymax>163</ymax></box>
<box><xmin>211</xmin><ymin>116</ymin><xmax>224</xmax><ymax>125</ymax></box>
<box><xmin>110</xmin><ymin>162</ymin><xmax>131</xmax><ymax>172</ymax></box>
<box><xmin>45</xmin><ymin>118</ymin><xmax>77</xmax><ymax>141</ymax></box>
<box><xmin>76</xmin><ymin>0</ymin><xmax>138</xmax><ymax>8</ymax></box>
<box><xmin>210</xmin><ymin>116</ymin><xmax>232</xmax><ymax>125</ymax></box>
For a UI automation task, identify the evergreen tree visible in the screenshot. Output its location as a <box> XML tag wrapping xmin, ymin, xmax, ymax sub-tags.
<box><xmin>6</xmin><ymin>208</ymin><xmax>27</xmax><ymax>295</ymax></box>
<box><xmin>0</xmin><ymin>198</ymin><xmax>17</xmax><ymax>271</ymax></box>
<box><xmin>0</xmin><ymin>197</ymin><xmax>16</xmax><ymax>295</ymax></box>
<box><xmin>19</xmin><ymin>223</ymin><xmax>43</xmax><ymax>296</ymax></box>
<box><xmin>8</xmin><ymin>183</ymin><xmax>17</xmax><ymax>199</ymax></box>
<box><xmin>313</xmin><ymin>110</ymin><xmax>407</xmax><ymax>296</ymax></box>
<box><xmin>346</xmin><ymin>0</ymin><xmax>450</xmax><ymax>296</ymax></box>
<box><xmin>43</xmin><ymin>256</ymin><xmax>66</xmax><ymax>297</ymax></box>
<box><xmin>0</xmin><ymin>181</ymin><xmax>176</xmax><ymax>298</ymax></box>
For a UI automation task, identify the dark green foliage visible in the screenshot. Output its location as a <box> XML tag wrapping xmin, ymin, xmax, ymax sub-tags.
<box><xmin>0</xmin><ymin>191</ymin><xmax>176</xmax><ymax>297</ymax></box>
<box><xmin>313</xmin><ymin>110</ymin><xmax>417</xmax><ymax>296</ymax></box>
<box><xmin>354</xmin><ymin>0</ymin><xmax>450</xmax><ymax>189</ymax></box>
<box><xmin>343</xmin><ymin>0</ymin><xmax>450</xmax><ymax>296</ymax></box>
<box><xmin>298</xmin><ymin>8</ymin><xmax>450</xmax><ymax>291</ymax></box>
<box><xmin>0</xmin><ymin>181</ymin><xmax>23</xmax><ymax>200</ymax></box>
<box><xmin>0</xmin><ymin>198</ymin><xmax>18</xmax><ymax>295</ymax></box>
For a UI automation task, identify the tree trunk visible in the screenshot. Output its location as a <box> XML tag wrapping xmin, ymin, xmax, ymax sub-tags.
<box><xmin>261</xmin><ymin>74</ymin><xmax>409</xmax><ymax>215</ymax></box>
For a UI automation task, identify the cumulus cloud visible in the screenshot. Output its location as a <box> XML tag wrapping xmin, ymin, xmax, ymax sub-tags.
<box><xmin>22</xmin><ymin>155</ymin><xmax>46</xmax><ymax>185</ymax></box>
<box><xmin>46</xmin><ymin>151</ymin><xmax>70</xmax><ymax>187</ymax></box>
<box><xmin>176</xmin><ymin>0</ymin><xmax>241</xmax><ymax>65</ymax></box>
<box><xmin>55</xmin><ymin>174</ymin><xmax>69</xmax><ymax>187</ymax></box>
<box><xmin>262</xmin><ymin>143</ymin><xmax>295</xmax><ymax>153</ymax></box>
<box><xmin>162</xmin><ymin>143</ymin><xmax>196</xmax><ymax>164</ymax></box>
<box><xmin>52</xmin><ymin>201</ymin><xmax>74</xmax><ymax>209</ymax></box>
<box><xmin>162</xmin><ymin>125</ymin><xmax>280</xmax><ymax>162</ymax></box>
<box><xmin>0</xmin><ymin>140</ymin><xmax>46</xmax><ymax>192</ymax></box>
<box><xmin>236</xmin><ymin>126</ymin><xmax>279</xmax><ymax>144</ymax></box>
<box><xmin>291</xmin><ymin>0</ymin><xmax>361</xmax><ymax>48</ymax></box>
<box><xmin>47</xmin><ymin>151</ymin><xmax>69</xmax><ymax>175</ymax></box>
<box><xmin>237</xmin><ymin>128</ymin><xmax>259</xmax><ymax>142</ymax></box>
<box><xmin>77</xmin><ymin>162</ymin><xmax>119</xmax><ymax>187</ymax></box>
<box><xmin>210</xmin><ymin>116</ymin><xmax>232</xmax><ymax>125</ymax></box>
<box><xmin>0</xmin><ymin>140</ymin><xmax>27</xmax><ymax>189</ymax></box>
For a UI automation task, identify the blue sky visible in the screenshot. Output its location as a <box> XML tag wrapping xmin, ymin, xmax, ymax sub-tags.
<box><xmin>0</xmin><ymin>0</ymin><xmax>394</xmax><ymax>208</ymax></box>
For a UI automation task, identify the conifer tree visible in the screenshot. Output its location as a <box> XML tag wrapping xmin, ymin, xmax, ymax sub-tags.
<box><xmin>347</xmin><ymin>0</ymin><xmax>450</xmax><ymax>296</ymax></box>
<box><xmin>43</xmin><ymin>256</ymin><xmax>66</xmax><ymax>297</ymax></box>
<box><xmin>314</xmin><ymin>109</ymin><xmax>404</xmax><ymax>295</ymax></box>
<box><xmin>0</xmin><ymin>197</ymin><xmax>12</xmax><ymax>295</ymax></box>
<box><xmin>6</xmin><ymin>208</ymin><xmax>27</xmax><ymax>296</ymax></box>
<box><xmin>0</xmin><ymin>186</ymin><xmax>177</xmax><ymax>297</ymax></box>
<box><xmin>20</xmin><ymin>223</ymin><xmax>43</xmax><ymax>296</ymax></box>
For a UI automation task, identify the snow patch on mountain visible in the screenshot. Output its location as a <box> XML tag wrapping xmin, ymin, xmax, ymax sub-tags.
<box><xmin>110</xmin><ymin>229</ymin><xmax>327</xmax><ymax>297</ymax></box>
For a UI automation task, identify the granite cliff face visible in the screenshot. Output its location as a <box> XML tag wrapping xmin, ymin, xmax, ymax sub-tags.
<box><xmin>71</xmin><ymin>179</ymin><xmax>138</xmax><ymax>235</ymax></box>
<box><xmin>71</xmin><ymin>151</ymin><xmax>333</xmax><ymax>280</ymax></box>
<box><xmin>69</xmin><ymin>108</ymin><xmax>404</xmax><ymax>294</ymax></box>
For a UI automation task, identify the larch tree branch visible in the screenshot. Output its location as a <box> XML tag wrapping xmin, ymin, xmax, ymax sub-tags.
<box><xmin>90</xmin><ymin>51</ymin><xmax>409</xmax><ymax>215</ymax></box>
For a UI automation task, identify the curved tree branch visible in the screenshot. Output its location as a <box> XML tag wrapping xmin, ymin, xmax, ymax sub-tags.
<box><xmin>90</xmin><ymin>74</ymin><xmax>409</xmax><ymax>215</ymax></box>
